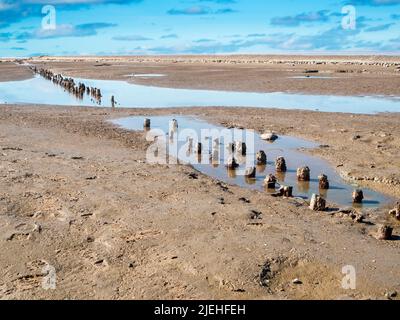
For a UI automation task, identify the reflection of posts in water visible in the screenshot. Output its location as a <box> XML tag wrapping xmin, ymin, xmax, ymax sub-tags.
<box><xmin>297</xmin><ymin>180</ymin><xmax>310</xmax><ymax>193</ymax></box>
<box><xmin>111</xmin><ymin>95</ymin><xmax>116</xmax><ymax>108</ymax></box>
<box><xmin>319</xmin><ymin>188</ymin><xmax>328</xmax><ymax>199</ymax></box>
<box><xmin>227</xmin><ymin>167</ymin><xmax>237</xmax><ymax>179</ymax></box>
<box><xmin>275</xmin><ymin>171</ymin><xmax>286</xmax><ymax>183</ymax></box>
<box><xmin>257</xmin><ymin>164</ymin><xmax>266</xmax><ymax>173</ymax></box>
<box><xmin>211</xmin><ymin>149</ymin><xmax>220</xmax><ymax>167</ymax></box>
<box><xmin>245</xmin><ymin>176</ymin><xmax>257</xmax><ymax>185</ymax></box>
<box><xmin>196</xmin><ymin>153</ymin><xmax>202</xmax><ymax>164</ymax></box>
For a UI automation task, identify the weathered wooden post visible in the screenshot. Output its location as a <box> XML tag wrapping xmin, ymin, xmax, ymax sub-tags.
<box><xmin>279</xmin><ymin>185</ymin><xmax>293</xmax><ymax>197</ymax></box>
<box><xmin>352</xmin><ymin>189</ymin><xmax>364</xmax><ymax>203</ymax></box>
<box><xmin>195</xmin><ymin>142</ymin><xmax>202</xmax><ymax>154</ymax></box>
<box><xmin>389</xmin><ymin>202</ymin><xmax>400</xmax><ymax>220</ymax></box>
<box><xmin>309</xmin><ymin>194</ymin><xmax>326</xmax><ymax>211</ymax></box>
<box><xmin>318</xmin><ymin>174</ymin><xmax>330</xmax><ymax>189</ymax></box>
<box><xmin>375</xmin><ymin>225</ymin><xmax>393</xmax><ymax>240</ymax></box>
<box><xmin>275</xmin><ymin>156</ymin><xmax>287</xmax><ymax>172</ymax></box>
<box><xmin>264</xmin><ymin>174</ymin><xmax>277</xmax><ymax>189</ymax></box>
<box><xmin>256</xmin><ymin>151</ymin><xmax>267</xmax><ymax>165</ymax></box>
<box><xmin>144</xmin><ymin>118</ymin><xmax>151</xmax><ymax>129</ymax></box>
<box><xmin>297</xmin><ymin>166</ymin><xmax>310</xmax><ymax>181</ymax></box>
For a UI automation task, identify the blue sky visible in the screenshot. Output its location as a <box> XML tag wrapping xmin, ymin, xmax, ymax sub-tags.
<box><xmin>0</xmin><ymin>0</ymin><xmax>399</xmax><ymax>57</ymax></box>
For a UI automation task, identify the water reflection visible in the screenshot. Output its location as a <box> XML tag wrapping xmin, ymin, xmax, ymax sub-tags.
<box><xmin>1</xmin><ymin>75</ymin><xmax>400</xmax><ymax>114</ymax></box>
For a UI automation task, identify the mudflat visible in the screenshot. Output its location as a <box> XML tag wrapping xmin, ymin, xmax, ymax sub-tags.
<box><xmin>0</xmin><ymin>61</ymin><xmax>34</xmax><ymax>82</ymax></box>
<box><xmin>0</xmin><ymin>58</ymin><xmax>399</xmax><ymax>300</ymax></box>
<box><xmin>22</xmin><ymin>55</ymin><xmax>400</xmax><ymax>96</ymax></box>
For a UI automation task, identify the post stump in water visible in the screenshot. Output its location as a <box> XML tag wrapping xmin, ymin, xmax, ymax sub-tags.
<box><xmin>144</xmin><ymin>118</ymin><xmax>151</xmax><ymax>129</ymax></box>
<box><xmin>264</xmin><ymin>174</ymin><xmax>277</xmax><ymax>189</ymax></box>
<box><xmin>297</xmin><ymin>166</ymin><xmax>310</xmax><ymax>181</ymax></box>
<box><xmin>352</xmin><ymin>189</ymin><xmax>364</xmax><ymax>203</ymax></box>
<box><xmin>275</xmin><ymin>157</ymin><xmax>287</xmax><ymax>172</ymax></box>
<box><xmin>256</xmin><ymin>151</ymin><xmax>267</xmax><ymax>165</ymax></box>
<box><xmin>318</xmin><ymin>174</ymin><xmax>330</xmax><ymax>189</ymax></box>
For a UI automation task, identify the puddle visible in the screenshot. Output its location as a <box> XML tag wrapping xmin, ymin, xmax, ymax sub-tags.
<box><xmin>110</xmin><ymin>115</ymin><xmax>391</xmax><ymax>209</ymax></box>
<box><xmin>1</xmin><ymin>75</ymin><xmax>400</xmax><ymax>114</ymax></box>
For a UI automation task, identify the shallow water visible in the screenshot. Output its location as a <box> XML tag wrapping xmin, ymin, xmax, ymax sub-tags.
<box><xmin>110</xmin><ymin>115</ymin><xmax>391</xmax><ymax>209</ymax></box>
<box><xmin>1</xmin><ymin>75</ymin><xmax>400</xmax><ymax>114</ymax></box>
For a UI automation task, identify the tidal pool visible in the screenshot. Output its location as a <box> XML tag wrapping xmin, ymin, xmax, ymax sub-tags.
<box><xmin>1</xmin><ymin>75</ymin><xmax>400</xmax><ymax>114</ymax></box>
<box><xmin>110</xmin><ymin>115</ymin><xmax>391</xmax><ymax>209</ymax></box>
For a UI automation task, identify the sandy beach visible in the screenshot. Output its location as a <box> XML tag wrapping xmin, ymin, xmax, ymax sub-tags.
<box><xmin>0</xmin><ymin>58</ymin><xmax>399</xmax><ymax>300</ymax></box>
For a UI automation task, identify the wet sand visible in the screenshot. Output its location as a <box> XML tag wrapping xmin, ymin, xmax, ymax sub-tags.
<box><xmin>0</xmin><ymin>61</ymin><xmax>34</xmax><ymax>82</ymax></box>
<box><xmin>0</xmin><ymin>59</ymin><xmax>400</xmax><ymax>300</ymax></box>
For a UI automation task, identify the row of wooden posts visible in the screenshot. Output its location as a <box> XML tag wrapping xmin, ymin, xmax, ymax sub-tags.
<box><xmin>32</xmin><ymin>67</ymin><xmax>116</xmax><ymax>107</ymax></box>
<box><xmin>144</xmin><ymin>118</ymin><xmax>365</xmax><ymax>210</ymax></box>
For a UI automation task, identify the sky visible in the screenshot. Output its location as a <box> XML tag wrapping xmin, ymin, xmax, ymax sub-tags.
<box><xmin>0</xmin><ymin>0</ymin><xmax>399</xmax><ymax>57</ymax></box>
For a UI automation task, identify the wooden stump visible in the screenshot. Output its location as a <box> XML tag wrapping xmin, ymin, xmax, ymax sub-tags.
<box><xmin>264</xmin><ymin>174</ymin><xmax>277</xmax><ymax>189</ymax></box>
<box><xmin>352</xmin><ymin>189</ymin><xmax>364</xmax><ymax>203</ymax></box>
<box><xmin>318</xmin><ymin>174</ymin><xmax>330</xmax><ymax>189</ymax></box>
<box><xmin>375</xmin><ymin>225</ymin><xmax>393</xmax><ymax>240</ymax></box>
<box><xmin>309</xmin><ymin>194</ymin><xmax>326</xmax><ymax>211</ymax></box>
<box><xmin>279</xmin><ymin>185</ymin><xmax>293</xmax><ymax>197</ymax></box>
<box><xmin>256</xmin><ymin>151</ymin><xmax>267</xmax><ymax>165</ymax></box>
<box><xmin>143</xmin><ymin>118</ymin><xmax>151</xmax><ymax>129</ymax></box>
<box><xmin>275</xmin><ymin>157</ymin><xmax>287</xmax><ymax>172</ymax></box>
<box><xmin>297</xmin><ymin>166</ymin><xmax>310</xmax><ymax>181</ymax></box>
